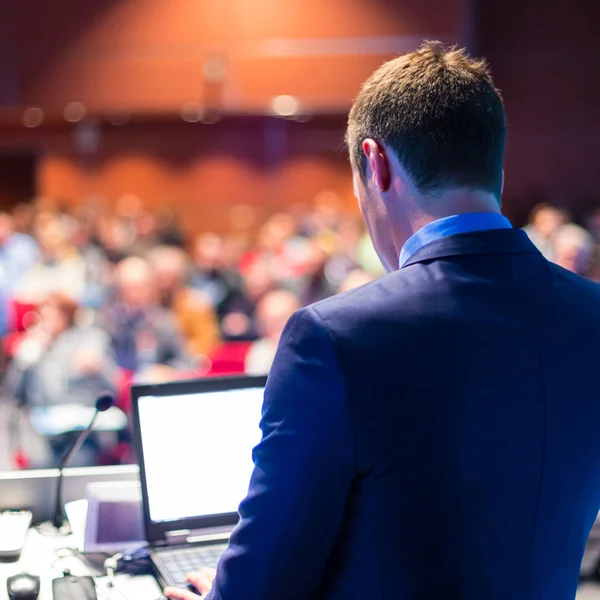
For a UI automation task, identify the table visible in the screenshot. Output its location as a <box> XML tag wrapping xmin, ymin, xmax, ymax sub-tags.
<box><xmin>2</xmin><ymin>527</ymin><xmax>600</xmax><ymax>599</ymax></box>
<box><xmin>0</xmin><ymin>528</ymin><xmax>162</xmax><ymax>600</ymax></box>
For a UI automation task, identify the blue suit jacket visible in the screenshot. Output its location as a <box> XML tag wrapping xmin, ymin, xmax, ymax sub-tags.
<box><xmin>207</xmin><ymin>228</ymin><xmax>600</xmax><ymax>599</ymax></box>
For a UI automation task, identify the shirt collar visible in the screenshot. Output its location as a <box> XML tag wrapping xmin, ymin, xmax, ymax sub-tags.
<box><xmin>399</xmin><ymin>212</ymin><xmax>512</xmax><ymax>268</ymax></box>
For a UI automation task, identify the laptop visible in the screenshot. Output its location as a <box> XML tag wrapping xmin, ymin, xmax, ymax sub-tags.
<box><xmin>131</xmin><ymin>374</ymin><xmax>267</xmax><ymax>590</ymax></box>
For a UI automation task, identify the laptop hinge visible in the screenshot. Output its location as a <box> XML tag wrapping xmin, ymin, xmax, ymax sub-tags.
<box><xmin>165</xmin><ymin>529</ymin><xmax>191</xmax><ymax>546</ymax></box>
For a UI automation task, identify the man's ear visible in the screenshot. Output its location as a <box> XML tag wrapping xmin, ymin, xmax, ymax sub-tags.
<box><xmin>362</xmin><ymin>139</ymin><xmax>391</xmax><ymax>193</ymax></box>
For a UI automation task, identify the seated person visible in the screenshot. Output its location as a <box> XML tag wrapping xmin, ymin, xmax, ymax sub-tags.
<box><xmin>191</xmin><ymin>233</ymin><xmax>245</xmax><ymax>316</ymax></box>
<box><xmin>14</xmin><ymin>213</ymin><xmax>87</xmax><ymax>304</ymax></box>
<box><xmin>244</xmin><ymin>289</ymin><xmax>300</xmax><ymax>375</ymax></box>
<box><xmin>4</xmin><ymin>293</ymin><xmax>118</xmax><ymax>466</ymax></box>
<box><xmin>100</xmin><ymin>256</ymin><xmax>190</xmax><ymax>376</ymax></box>
<box><xmin>0</xmin><ymin>212</ymin><xmax>39</xmax><ymax>334</ymax></box>
<box><xmin>148</xmin><ymin>245</ymin><xmax>220</xmax><ymax>359</ymax></box>
<box><xmin>219</xmin><ymin>262</ymin><xmax>275</xmax><ymax>342</ymax></box>
<box><xmin>551</xmin><ymin>223</ymin><xmax>595</xmax><ymax>275</ymax></box>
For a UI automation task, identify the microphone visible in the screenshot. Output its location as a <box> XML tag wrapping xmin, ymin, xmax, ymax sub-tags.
<box><xmin>52</xmin><ymin>392</ymin><xmax>115</xmax><ymax>530</ymax></box>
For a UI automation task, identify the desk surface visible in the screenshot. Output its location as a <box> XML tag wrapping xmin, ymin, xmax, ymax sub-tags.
<box><xmin>0</xmin><ymin>529</ymin><xmax>162</xmax><ymax>600</ymax></box>
<box><xmin>3</xmin><ymin>528</ymin><xmax>600</xmax><ymax>599</ymax></box>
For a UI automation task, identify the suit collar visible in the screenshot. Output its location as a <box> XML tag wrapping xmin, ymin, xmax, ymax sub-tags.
<box><xmin>400</xmin><ymin>228</ymin><xmax>540</xmax><ymax>268</ymax></box>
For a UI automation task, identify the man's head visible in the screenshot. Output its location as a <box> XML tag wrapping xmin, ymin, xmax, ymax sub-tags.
<box><xmin>347</xmin><ymin>41</ymin><xmax>506</xmax><ymax>271</ymax></box>
<box><xmin>194</xmin><ymin>233</ymin><xmax>224</xmax><ymax>270</ymax></box>
<box><xmin>39</xmin><ymin>293</ymin><xmax>78</xmax><ymax>338</ymax></box>
<box><xmin>148</xmin><ymin>245</ymin><xmax>190</xmax><ymax>297</ymax></box>
<box><xmin>114</xmin><ymin>256</ymin><xmax>155</xmax><ymax>310</ymax></box>
<box><xmin>529</xmin><ymin>203</ymin><xmax>568</xmax><ymax>240</ymax></box>
<box><xmin>0</xmin><ymin>212</ymin><xmax>14</xmax><ymax>246</ymax></box>
<box><xmin>256</xmin><ymin>289</ymin><xmax>301</xmax><ymax>343</ymax></box>
<box><xmin>551</xmin><ymin>224</ymin><xmax>595</xmax><ymax>275</ymax></box>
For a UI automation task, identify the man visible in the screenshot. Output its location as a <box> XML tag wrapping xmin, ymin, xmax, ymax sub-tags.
<box><xmin>166</xmin><ymin>42</ymin><xmax>600</xmax><ymax>600</ymax></box>
<box><xmin>100</xmin><ymin>257</ymin><xmax>189</xmax><ymax>375</ymax></box>
<box><xmin>244</xmin><ymin>288</ymin><xmax>301</xmax><ymax>375</ymax></box>
<box><xmin>0</xmin><ymin>212</ymin><xmax>39</xmax><ymax>333</ymax></box>
<box><xmin>148</xmin><ymin>245</ymin><xmax>220</xmax><ymax>358</ymax></box>
<box><xmin>522</xmin><ymin>203</ymin><xmax>568</xmax><ymax>260</ymax></box>
<box><xmin>550</xmin><ymin>223</ymin><xmax>595</xmax><ymax>276</ymax></box>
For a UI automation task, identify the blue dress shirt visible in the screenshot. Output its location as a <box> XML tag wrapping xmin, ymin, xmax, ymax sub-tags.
<box><xmin>399</xmin><ymin>212</ymin><xmax>512</xmax><ymax>268</ymax></box>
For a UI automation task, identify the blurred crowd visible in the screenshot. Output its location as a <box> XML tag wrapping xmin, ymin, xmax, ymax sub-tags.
<box><xmin>2</xmin><ymin>194</ymin><xmax>599</xmax><ymax>469</ymax></box>
<box><xmin>0</xmin><ymin>192</ymin><xmax>382</xmax><ymax>422</ymax></box>
<box><xmin>522</xmin><ymin>203</ymin><xmax>600</xmax><ymax>280</ymax></box>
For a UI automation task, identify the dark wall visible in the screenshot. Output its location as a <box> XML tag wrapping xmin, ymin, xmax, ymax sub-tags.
<box><xmin>0</xmin><ymin>0</ymin><xmax>467</xmax><ymax>114</ymax></box>
<box><xmin>477</xmin><ymin>0</ymin><xmax>600</xmax><ymax>224</ymax></box>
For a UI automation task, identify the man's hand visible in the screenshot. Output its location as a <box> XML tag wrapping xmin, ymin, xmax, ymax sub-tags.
<box><xmin>164</xmin><ymin>568</ymin><xmax>216</xmax><ymax>599</ymax></box>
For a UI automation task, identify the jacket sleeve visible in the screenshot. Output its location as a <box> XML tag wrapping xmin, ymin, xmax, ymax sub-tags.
<box><xmin>206</xmin><ymin>305</ymin><xmax>355</xmax><ymax>600</ymax></box>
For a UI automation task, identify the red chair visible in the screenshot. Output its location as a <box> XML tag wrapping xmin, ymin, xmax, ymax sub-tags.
<box><xmin>3</xmin><ymin>300</ymin><xmax>39</xmax><ymax>358</ymax></box>
<box><xmin>206</xmin><ymin>341</ymin><xmax>252</xmax><ymax>376</ymax></box>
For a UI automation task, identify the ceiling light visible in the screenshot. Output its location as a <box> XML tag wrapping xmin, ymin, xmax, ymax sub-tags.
<box><xmin>22</xmin><ymin>107</ymin><xmax>44</xmax><ymax>128</ymax></box>
<box><xmin>271</xmin><ymin>95</ymin><xmax>300</xmax><ymax>117</ymax></box>
<box><xmin>64</xmin><ymin>102</ymin><xmax>86</xmax><ymax>123</ymax></box>
<box><xmin>180</xmin><ymin>101</ymin><xmax>204</xmax><ymax>123</ymax></box>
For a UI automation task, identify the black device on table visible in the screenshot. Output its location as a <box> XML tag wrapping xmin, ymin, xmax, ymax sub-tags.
<box><xmin>130</xmin><ymin>375</ymin><xmax>267</xmax><ymax>591</ymax></box>
<box><xmin>6</xmin><ymin>573</ymin><xmax>40</xmax><ymax>600</ymax></box>
<box><xmin>52</xmin><ymin>575</ymin><xmax>96</xmax><ymax>600</ymax></box>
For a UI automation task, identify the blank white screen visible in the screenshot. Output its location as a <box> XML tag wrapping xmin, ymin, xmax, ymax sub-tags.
<box><xmin>138</xmin><ymin>387</ymin><xmax>264</xmax><ymax>523</ymax></box>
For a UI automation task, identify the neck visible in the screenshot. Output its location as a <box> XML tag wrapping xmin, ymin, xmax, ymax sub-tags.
<box><xmin>406</xmin><ymin>188</ymin><xmax>501</xmax><ymax>238</ymax></box>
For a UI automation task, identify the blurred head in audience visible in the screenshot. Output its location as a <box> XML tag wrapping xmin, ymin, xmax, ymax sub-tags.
<box><xmin>305</xmin><ymin>234</ymin><xmax>335</xmax><ymax>276</ymax></box>
<box><xmin>39</xmin><ymin>293</ymin><xmax>78</xmax><ymax>339</ymax></box>
<box><xmin>337</xmin><ymin>219</ymin><xmax>362</xmax><ymax>257</ymax></box>
<box><xmin>587</xmin><ymin>246</ymin><xmax>600</xmax><ymax>283</ymax></box>
<box><xmin>11</xmin><ymin>203</ymin><xmax>35</xmax><ymax>234</ymax></box>
<box><xmin>114</xmin><ymin>256</ymin><xmax>155</xmax><ymax>310</ymax></box>
<box><xmin>346</xmin><ymin>42</ymin><xmax>507</xmax><ymax>273</ymax></box>
<box><xmin>34</xmin><ymin>214</ymin><xmax>73</xmax><ymax>259</ymax></box>
<box><xmin>148</xmin><ymin>245</ymin><xmax>190</xmax><ymax>304</ymax></box>
<box><xmin>257</xmin><ymin>213</ymin><xmax>296</xmax><ymax>252</ymax></box>
<box><xmin>97</xmin><ymin>217</ymin><xmax>130</xmax><ymax>260</ymax></box>
<box><xmin>194</xmin><ymin>233</ymin><xmax>225</xmax><ymax>271</ymax></box>
<box><xmin>585</xmin><ymin>207</ymin><xmax>600</xmax><ymax>243</ymax></box>
<box><xmin>222</xmin><ymin>236</ymin><xmax>248</xmax><ymax>270</ymax></box>
<box><xmin>551</xmin><ymin>224</ymin><xmax>595</xmax><ymax>275</ymax></box>
<box><xmin>134</xmin><ymin>211</ymin><xmax>157</xmax><ymax>239</ymax></box>
<box><xmin>311</xmin><ymin>190</ymin><xmax>342</xmax><ymax>232</ymax></box>
<box><xmin>243</xmin><ymin>261</ymin><xmax>274</xmax><ymax>301</ymax></box>
<box><xmin>338</xmin><ymin>269</ymin><xmax>375</xmax><ymax>294</ymax></box>
<box><xmin>528</xmin><ymin>204</ymin><xmax>567</xmax><ymax>241</ymax></box>
<box><xmin>256</xmin><ymin>289</ymin><xmax>300</xmax><ymax>344</ymax></box>
<box><xmin>0</xmin><ymin>212</ymin><xmax>14</xmax><ymax>246</ymax></box>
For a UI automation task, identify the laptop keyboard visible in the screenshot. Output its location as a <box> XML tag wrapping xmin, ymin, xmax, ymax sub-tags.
<box><xmin>154</xmin><ymin>544</ymin><xmax>228</xmax><ymax>586</ymax></box>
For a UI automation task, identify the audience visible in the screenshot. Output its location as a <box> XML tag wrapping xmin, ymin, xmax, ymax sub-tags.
<box><xmin>4</xmin><ymin>193</ymin><xmax>600</xmax><ymax>469</ymax></box>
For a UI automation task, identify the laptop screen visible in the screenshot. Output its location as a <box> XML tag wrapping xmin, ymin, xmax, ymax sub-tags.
<box><xmin>137</xmin><ymin>385</ymin><xmax>264</xmax><ymax>524</ymax></box>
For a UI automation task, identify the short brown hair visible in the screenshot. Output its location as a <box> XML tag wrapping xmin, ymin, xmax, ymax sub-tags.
<box><xmin>347</xmin><ymin>41</ymin><xmax>506</xmax><ymax>198</ymax></box>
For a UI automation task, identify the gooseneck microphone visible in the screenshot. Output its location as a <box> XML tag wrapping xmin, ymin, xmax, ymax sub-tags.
<box><xmin>52</xmin><ymin>392</ymin><xmax>115</xmax><ymax>529</ymax></box>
